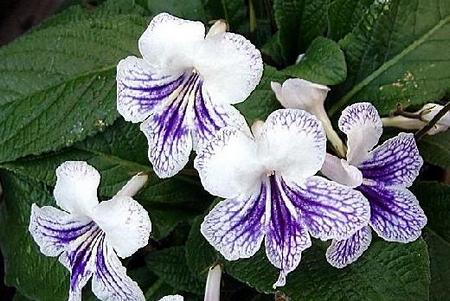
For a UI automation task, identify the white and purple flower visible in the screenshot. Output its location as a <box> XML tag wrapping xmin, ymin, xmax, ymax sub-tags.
<box><xmin>29</xmin><ymin>161</ymin><xmax>151</xmax><ymax>301</ymax></box>
<box><xmin>321</xmin><ymin>103</ymin><xmax>427</xmax><ymax>268</ymax></box>
<box><xmin>195</xmin><ymin>109</ymin><xmax>370</xmax><ymax>288</ymax></box>
<box><xmin>117</xmin><ymin>13</ymin><xmax>263</xmax><ymax>178</ymax></box>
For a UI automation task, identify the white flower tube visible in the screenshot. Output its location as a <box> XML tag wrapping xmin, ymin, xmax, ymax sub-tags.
<box><xmin>204</xmin><ymin>264</ymin><xmax>222</xmax><ymax>301</ymax></box>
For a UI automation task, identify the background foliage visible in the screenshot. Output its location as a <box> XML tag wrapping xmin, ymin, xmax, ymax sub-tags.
<box><xmin>0</xmin><ymin>0</ymin><xmax>449</xmax><ymax>300</ymax></box>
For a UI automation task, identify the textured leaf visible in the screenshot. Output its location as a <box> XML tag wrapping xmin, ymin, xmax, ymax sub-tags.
<box><xmin>418</xmin><ymin>131</ymin><xmax>450</xmax><ymax>168</ymax></box>
<box><xmin>204</xmin><ymin>0</ymin><xmax>249</xmax><ymax>33</ymax></box>
<box><xmin>0</xmin><ymin>172</ymin><xmax>68</xmax><ymax>301</ymax></box>
<box><xmin>226</xmin><ymin>239</ymin><xmax>430</xmax><ymax>301</ymax></box>
<box><xmin>283</xmin><ymin>37</ymin><xmax>347</xmax><ymax>85</ymax></box>
<box><xmin>272</xmin><ymin>0</ymin><xmax>330</xmax><ymax>64</ymax></box>
<box><xmin>0</xmin><ymin>3</ymin><xmax>147</xmax><ymax>163</ymax></box>
<box><xmin>146</xmin><ymin>247</ymin><xmax>204</xmax><ymax>294</ymax></box>
<box><xmin>411</xmin><ymin>182</ymin><xmax>450</xmax><ymax>300</ymax></box>
<box><xmin>147</xmin><ymin>0</ymin><xmax>206</xmax><ymax>20</ymax></box>
<box><xmin>330</xmin><ymin>0</ymin><xmax>450</xmax><ymax>115</ymax></box>
<box><xmin>237</xmin><ymin>65</ymin><xmax>286</xmax><ymax>123</ymax></box>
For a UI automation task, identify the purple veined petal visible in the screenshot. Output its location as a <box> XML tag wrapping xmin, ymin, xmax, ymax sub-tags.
<box><xmin>29</xmin><ymin>204</ymin><xmax>94</xmax><ymax>257</ymax></box>
<box><xmin>59</xmin><ymin>223</ymin><xmax>104</xmax><ymax>301</ymax></box>
<box><xmin>358</xmin><ymin>133</ymin><xmax>423</xmax><ymax>188</ymax></box>
<box><xmin>117</xmin><ymin>56</ymin><xmax>186</xmax><ymax>123</ymax></box>
<box><xmin>265</xmin><ymin>176</ymin><xmax>312</xmax><ymax>288</ymax></box>
<box><xmin>140</xmin><ymin>72</ymin><xmax>200</xmax><ymax>178</ymax></box>
<box><xmin>359</xmin><ymin>182</ymin><xmax>427</xmax><ymax>243</ymax></box>
<box><xmin>326</xmin><ymin>226</ymin><xmax>372</xmax><ymax>268</ymax></box>
<box><xmin>192</xmin><ymin>85</ymin><xmax>249</xmax><ymax>151</ymax></box>
<box><xmin>338</xmin><ymin>103</ymin><xmax>383</xmax><ymax>165</ymax></box>
<box><xmin>284</xmin><ymin>176</ymin><xmax>370</xmax><ymax>241</ymax></box>
<box><xmin>200</xmin><ymin>184</ymin><xmax>267</xmax><ymax>261</ymax></box>
<box><xmin>91</xmin><ymin>240</ymin><xmax>145</xmax><ymax>301</ymax></box>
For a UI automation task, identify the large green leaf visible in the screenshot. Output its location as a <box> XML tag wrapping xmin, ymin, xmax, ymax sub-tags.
<box><xmin>147</xmin><ymin>0</ymin><xmax>206</xmax><ymax>20</ymax></box>
<box><xmin>330</xmin><ymin>0</ymin><xmax>450</xmax><ymax>115</ymax></box>
<box><xmin>411</xmin><ymin>182</ymin><xmax>450</xmax><ymax>300</ymax></box>
<box><xmin>146</xmin><ymin>246</ymin><xmax>204</xmax><ymax>295</ymax></box>
<box><xmin>0</xmin><ymin>172</ymin><xmax>69</xmax><ymax>301</ymax></box>
<box><xmin>0</xmin><ymin>3</ymin><xmax>147</xmax><ymax>163</ymax></box>
<box><xmin>283</xmin><ymin>37</ymin><xmax>347</xmax><ymax>85</ymax></box>
<box><xmin>418</xmin><ymin>131</ymin><xmax>450</xmax><ymax>168</ymax></box>
<box><xmin>204</xmin><ymin>0</ymin><xmax>249</xmax><ymax>34</ymax></box>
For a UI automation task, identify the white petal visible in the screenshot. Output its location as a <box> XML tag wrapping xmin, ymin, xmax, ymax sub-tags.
<box><xmin>53</xmin><ymin>161</ymin><xmax>100</xmax><ymax>215</ymax></box>
<box><xmin>338</xmin><ymin>103</ymin><xmax>383</xmax><ymax>165</ymax></box>
<box><xmin>200</xmin><ymin>186</ymin><xmax>266</xmax><ymax>261</ymax></box>
<box><xmin>138</xmin><ymin>13</ymin><xmax>205</xmax><ymax>75</ymax></box>
<box><xmin>258</xmin><ymin>109</ymin><xmax>326</xmax><ymax>183</ymax></box>
<box><xmin>92</xmin><ymin>241</ymin><xmax>145</xmax><ymax>301</ymax></box>
<box><xmin>326</xmin><ymin>226</ymin><xmax>372</xmax><ymax>268</ymax></box>
<box><xmin>194</xmin><ymin>32</ymin><xmax>263</xmax><ymax>105</ymax></box>
<box><xmin>92</xmin><ymin>196</ymin><xmax>151</xmax><ymax>258</ymax></box>
<box><xmin>194</xmin><ymin>127</ymin><xmax>263</xmax><ymax>199</ymax></box>
<box><xmin>116</xmin><ymin>56</ymin><xmax>185</xmax><ymax>123</ymax></box>
<box><xmin>159</xmin><ymin>296</ymin><xmax>184</xmax><ymax>301</ymax></box>
<box><xmin>320</xmin><ymin>153</ymin><xmax>363</xmax><ymax>188</ymax></box>
<box><xmin>271</xmin><ymin>78</ymin><xmax>329</xmax><ymax>111</ymax></box>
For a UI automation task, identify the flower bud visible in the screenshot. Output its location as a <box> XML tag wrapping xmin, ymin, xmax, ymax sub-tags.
<box><xmin>206</xmin><ymin>19</ymin><xmax>228</xmax><ymax>38</ymax></box>
<box><xmin>204</xmin><ymin>264</ymin><xmax>222</xmax><ymax>301</ymax></box>
<box><xmin>271</xmin><ymin>78</ymin><xmax>347</xmax><ymax>157</ymax></box>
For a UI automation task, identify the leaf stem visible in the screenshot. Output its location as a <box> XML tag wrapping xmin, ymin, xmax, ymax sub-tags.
<box><xmin>415</xmin><ymin>101</ymin><xmax>450</xmax><ymax>140</ymax></box>
<box><xmin>144</xmin><ymin>278</ymin><xmax>165</xmax><ymax>300</ymax></box>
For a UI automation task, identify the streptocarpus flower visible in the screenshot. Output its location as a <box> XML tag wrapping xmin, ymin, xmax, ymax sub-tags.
<box><xmin>195</xmin><ymin>109</ymin><xmax>370</xmax><ymax>288</ymax></box>
<box><xmin>117</xmin><ymin>13</ymin><xmax>263</xmax><ymax>178</ymax></box>
<box><xmin>321</xmin><ymin>103</ymin><xmax>427</xmax><ymax>268</ymax></box>
<box><xmin>29</xmin><ymin>161</ymin><xmax>151</xmax><ymax>301</ymax></box>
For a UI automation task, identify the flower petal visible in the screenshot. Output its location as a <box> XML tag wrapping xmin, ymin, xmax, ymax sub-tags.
<box><xmin>192</xmin><ymin>89</ymin><xmax>249</xmax><ymax>150</ymax></box>
<box><xmin>194</xmin><ymin>32</ymin><xmax>263</xmax><ymax>105</ymax></box>
<box><xmin>265</xmin><ymin>176</ymin><xmax>312</xmax><ymax>288</ymax></box>
<box><xmin>338</xmin><ymin>103</ymin><xmax>383</xmax><ymax>165</ymax></box>
<box><xmin>320</xmin><ymin>153</ymin><xmax>363</xmax><ymax>188</ymax></box>
<box><xmin>200</xmin><ymin>185</ymin><xmax>266</xmax><ymax>261</ymax></box>
<box><xmin>326</xmin><ymin>226</ymin><xmax>372</xmax><ymax>268</ymax></box>
<box><xmin>29</xmin><ymin>204</ymin><xmax>94</xmax><ymax>257</ymax></box>
<box><xmin>194</xmin><ymin>127</ymin><xmax>262</xmax><ymax>199</ymax></box>
<box><xmin>285</xmin><ymin>176</ymin><xmax>370</xmax><ymax>241</ymax></box>
<box><xmin>139</xmin><ymin>73</ymin><xmax>196</xmax><ymax>178</ymax></box>
<box><xmin>116</xmin><ymin>56</ymin><xmax>186</xmax><ymax>123</ymax></box>
<box><xmin>359</xmin><ymin>184</ymin><xmax>427</xmax><ymax>243</ymax></box>
<box><xmin>92</xmin><ymin>241</ymin><xmax>145</xmax><ymax>301</ymax></box>
<box><xmin>258</xmin><ymin>109</ymin><xmax>326</xmax><ymax>183</ymax></box>
<box><xmin>159</xmin><ymin>296</ymin><xmax>184</xmax><ymax>301</ymax></box>
<box><xmin>138</xmin><ymin>13</ymin><xmax>205</xmax><ymax>74</ymax></box>
<box><xmin>359</xmin><ymin>133</ymin><xmax>423</xmax><ymax>187</ymax></box>
<box><xmin>92</xmin><ymin>196</ymin><xmax>151</xmax><ymax>258</ymax></box>
<box><xmin>54</xmin><ymin>161</ymin><xmax>100</xmax><ymax>215</ymax></box>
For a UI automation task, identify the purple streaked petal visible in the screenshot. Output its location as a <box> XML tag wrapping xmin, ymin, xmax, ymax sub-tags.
<box><xmin>265</xmin><ymin>176</ymin><xmax>312</xmax><ymax>288</ymax></box>
<box><xmin>338</xmin><ymin>103</ymin><xmax>383</xmax><ymax>165</ymax></box>
<box><xmin>284</xmin><ymin>176</ymin><xmax>370</xmax><ymax>241</ymax></box>
<box><xmin>359</xmin><ymin>183</ymin><xmax>427</xmax><ymax>243</ymax></box>
<box><xmin>326</xmin><ymin>226</ymin><xmax>372</xmax><ymax>268</ymax></box>
<box><xmin>59</xmin><ymin>223</ymin><xmax>104</xmax><ymax>301</ymax></box>
<box><xmin>29</xmin><ymin>204</ymin><xmax>94</xmax><ymax>257</ymax></box>
<box><xmin>200</xmin><ymin>184</ymin><xmax>266</xmax><ymax>261</ymax></box>
<box><xmin>92</xmin><ymin>240</ymin><xmax>145</xmax><ymax>301</ymax></box>
<box><xmin>140</xmin><ymin>73</ymin><xmax>200</xmax><ymax>178</ymax></box>
<box><xmin>117</xmin><ymin>56</ymin><xmax>185</xmax><ymax>123</ymax></box>
<box><xmin>358</xmin><ymin>133</ymin><xmax>423</xmax><ymax>187</ymax></box>
<box><xmin>192</xmin><ymin>86</ymin><xmax>248</xmax><ymax>150</ymax></box>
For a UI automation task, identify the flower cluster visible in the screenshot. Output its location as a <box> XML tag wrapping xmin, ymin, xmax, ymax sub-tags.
<box><xmin>28</xmin><ymin>12</ymin><xmax>435</xmax><ymax>301</ymax></box>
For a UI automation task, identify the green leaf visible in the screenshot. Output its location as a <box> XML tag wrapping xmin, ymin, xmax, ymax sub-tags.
<box><xmin>0</xmin><ymin>172</ymin><xmax>68</xmax><ymax>301</ymax></box>
<box><xmin>0</xmin><ymin>3</ymin><xmax>147</xmax><ymax>163</ymax></box>
<box><xmin>236</xmin><ymin>65</ymin><xmax>286</xmax><ymax>123</ymax></box>
<box><xmin>411</xmin><ymin>182</ymin><xmax>450</xmax><ymax>300</ymax></box>
<box><xmin>227</xmin><ymin>239</ymin><xmax>430</xmax><ymax>301</ymax></box>
<box><xmin>417</xmin><ymin>131</ymin><xmax>450</xmax><ymax>168</ymax></box>
<box><xmin>283</xmin><ymin>37</ymin><xmax>347</xmax><ymax>85</ymax></box>
<box><xmin>146</xmin><ymin>246</ymin><xmax>204</xmax><ymax>294</ymax></box>
<box><xmin>330</xmin><ymin>0</ymin><xmax>450</xmax><ymax>116</ymax></box>
<box><xmin>272</xmin><ymin>0</ymin><xmax>330</xmax><ymax>64</ymax></box>
<box><xmin>204</xmin><ymin>0</ymin><xmax>249</xmax><ymax>34</ymax></box>
<box><xmin>147</xmin><ymin>0</ymin><xmax>206</xmax><ymax>20</ymax></box>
